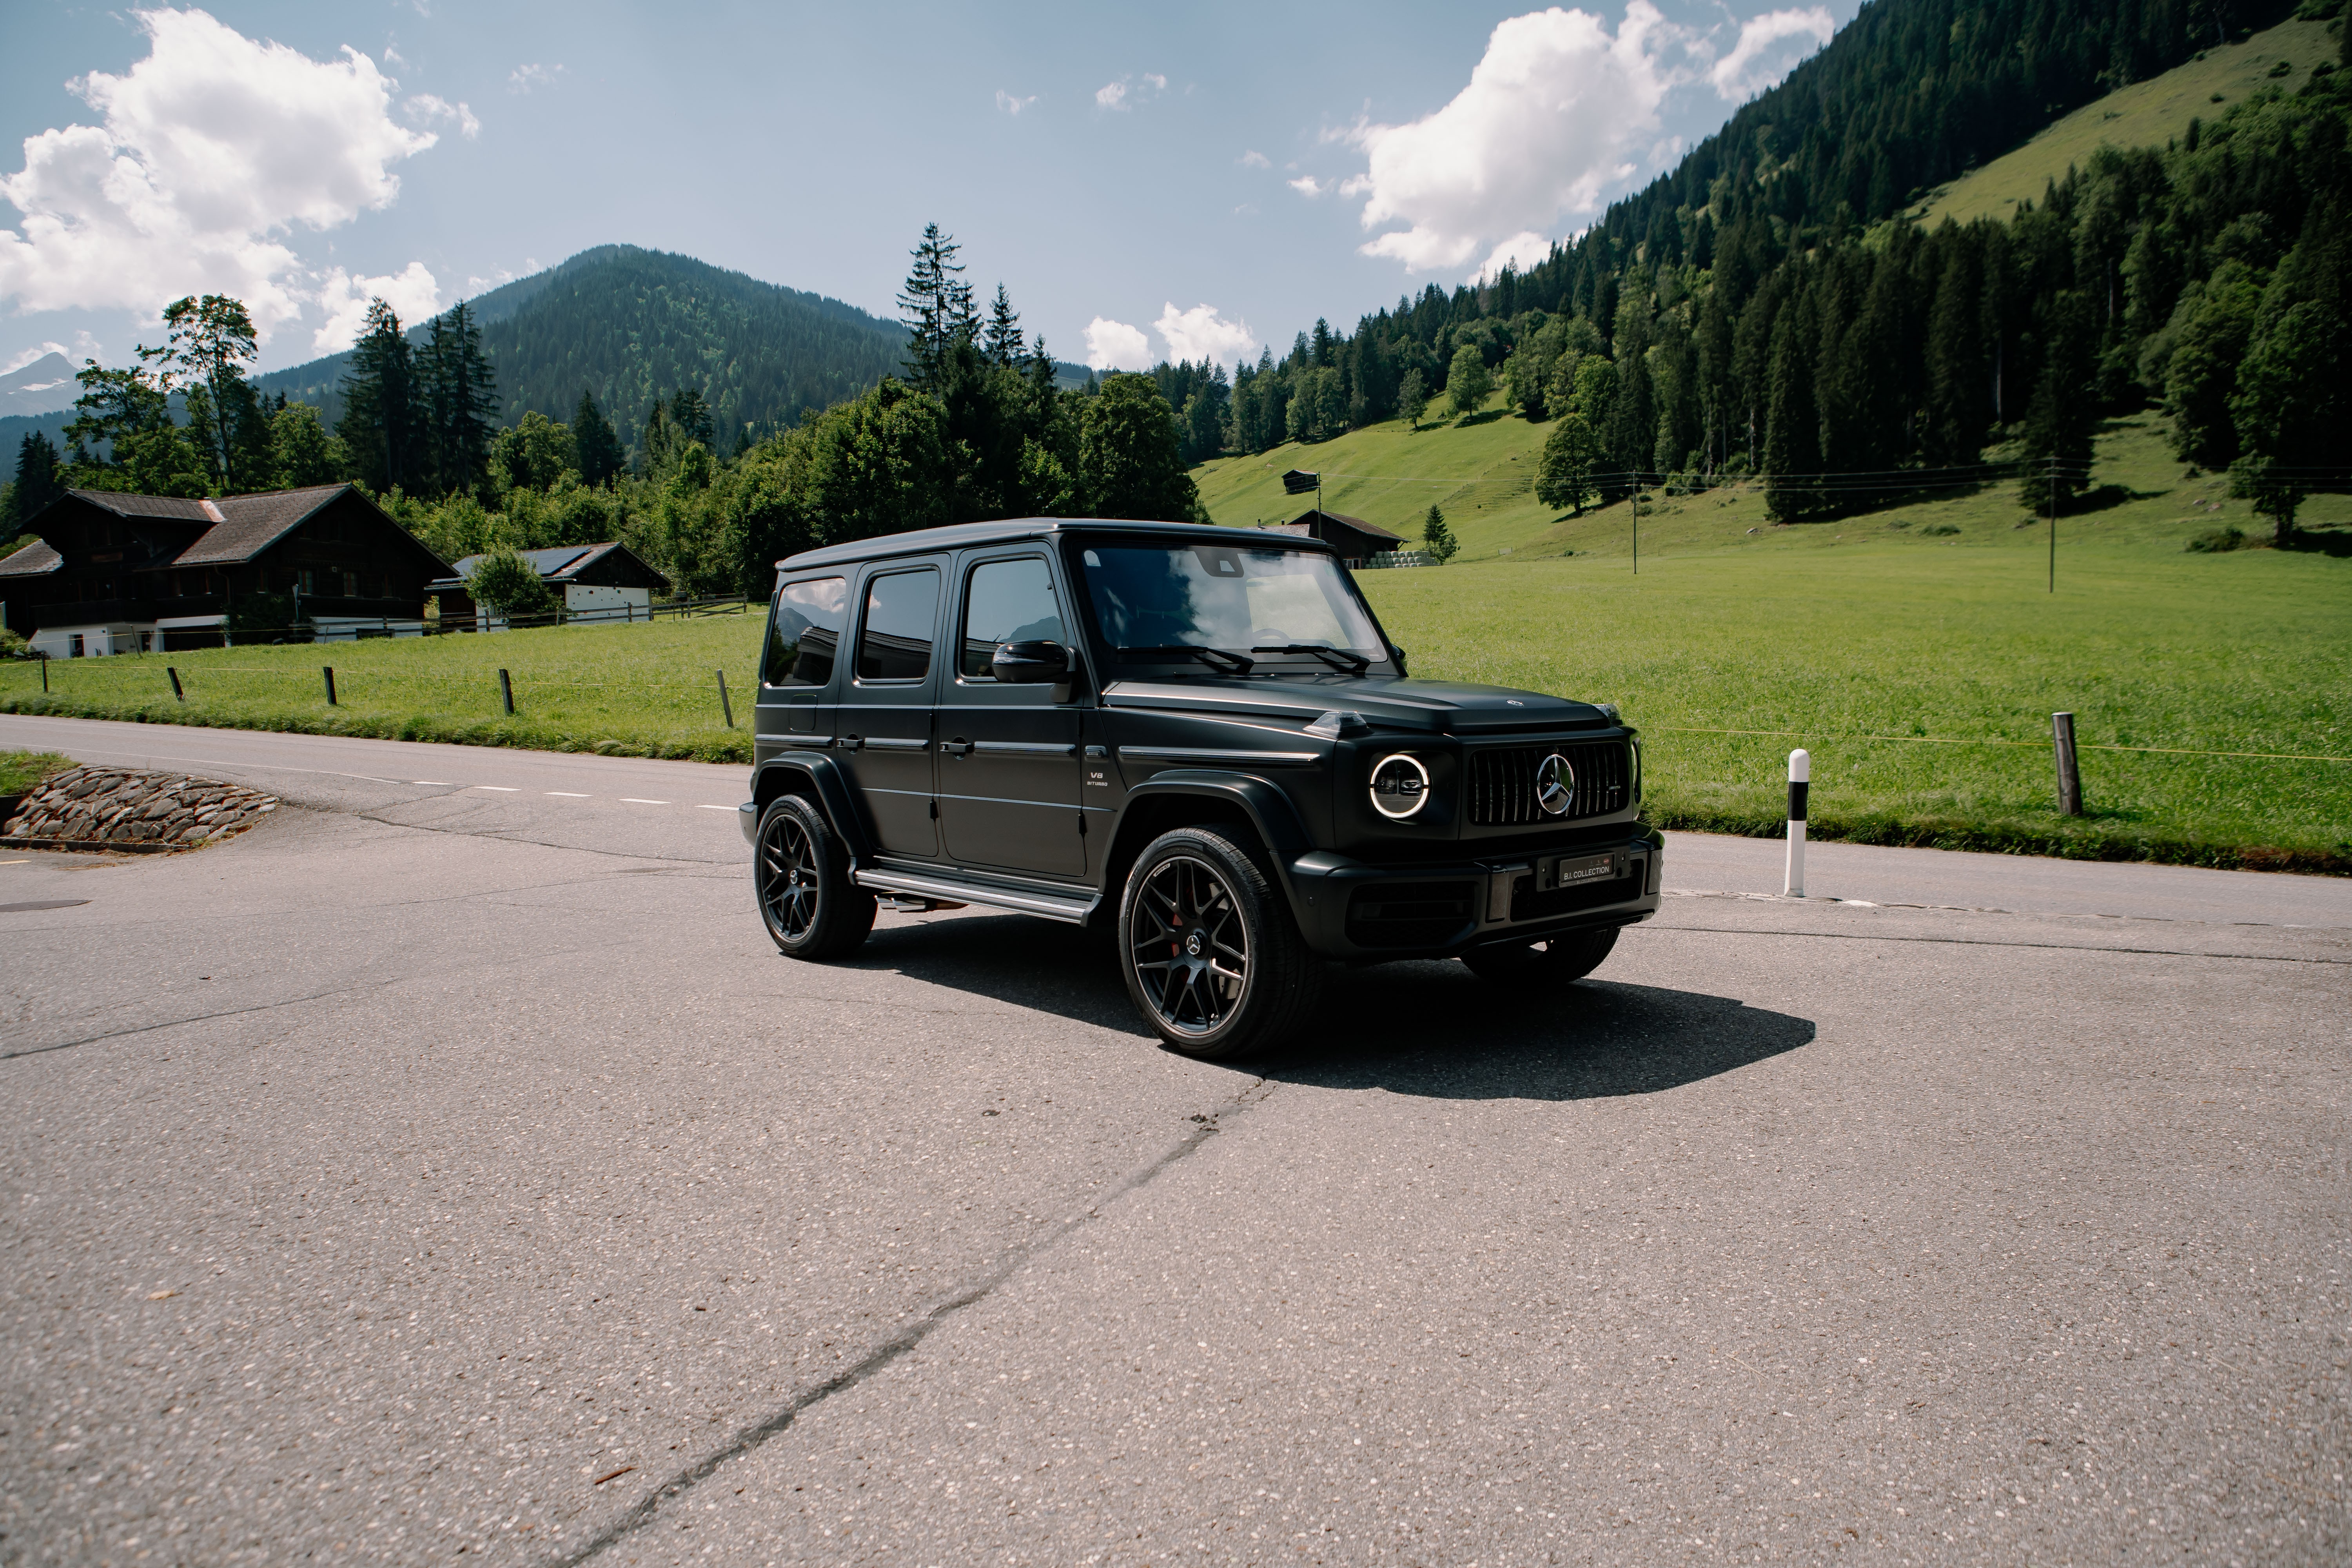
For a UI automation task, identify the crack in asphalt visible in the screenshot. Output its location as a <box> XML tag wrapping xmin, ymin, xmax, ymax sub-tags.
<box><xmin>0</xmin><ymin>978</ymin><xmax>410</xmax><ymax>1062</ymax></box>
<box><xmin>543</xmin><ymin>1079</ymin><xmax>1276</xmax><ymax>1568</ymax></box>
<box><xmin>1651</xmin><ymin>922</ymin><xmax>2350</xmax><ymax>965</ymax></box>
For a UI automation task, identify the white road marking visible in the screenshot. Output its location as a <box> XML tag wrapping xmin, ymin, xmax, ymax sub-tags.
<box><xmin>696</xmin><ymin>804</ymin><xmax>735</xmax><ymax>811</ymax></box>
<box><xmin>413</xmin><ymin>780</ymin><xmax>456</xmax><ymax>786</ymax></box>
<box><xmin>620</xmin><ymin>798</ymin><xmax>668</xmax><ymax>805</ymax></box>
<box><xmin>546</xmin><ymin>791</ymin><xmax>590</xmax><ymax>798</ymax></box>
<box><xmin>474</xmin><ymin>786</ymin><xmax>520</xmax><ymax>792</ymax></box>
<box><xmin>0</xmin><ymin>858</ymin><xmax>29</xmax><ymax>865</ymax></box>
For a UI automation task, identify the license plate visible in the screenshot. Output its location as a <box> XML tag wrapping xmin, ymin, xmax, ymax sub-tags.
<box><xmin>1541</xmin><ymin>851</ymin><xmax>1619</xmax><ymax>890</ymax></box>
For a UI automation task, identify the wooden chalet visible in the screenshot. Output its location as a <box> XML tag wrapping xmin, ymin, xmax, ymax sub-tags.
<box><xmin>0</xmin><ymin>485</ymin><xmax>459</xmax><ymax>656</ymax></box>
<box><xmin>1262</xmin><ymin>508</ymin><xmax>1410</xmax><ymax>566</ymax></box>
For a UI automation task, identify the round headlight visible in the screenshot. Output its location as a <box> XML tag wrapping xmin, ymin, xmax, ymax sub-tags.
<box><xmin>1368</xmin><ymin>753</ymin><xmax>1431</xmax><ymax>820</ymax></box>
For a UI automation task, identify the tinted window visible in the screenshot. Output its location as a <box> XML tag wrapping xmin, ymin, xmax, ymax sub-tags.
<box><xmin>855</xmin><ymin>568</ymin><xmax>940</xmax><ymax>680</ymax></box>
<box><xmin>959</xmin><ymin>558</ymin><xmax>1066</xmax><ymax>677</ymax></box>
<box><xmin>1078</xmin><ymin>544</ymin><xmax>1383</xmax><ymax>661</ymax></box>
<box><xmin>762</xmin><ymin>576</ymin><xmax>847</xmax><ymax>687</ymax></box>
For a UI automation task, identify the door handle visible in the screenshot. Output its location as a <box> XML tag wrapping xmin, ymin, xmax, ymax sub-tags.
<box><xmin>837</xmin><ymin>734</ymin><xmax>863</xmax><ymax>751</ymax></box>
<box><xmin>941</xmin><ymin>738</ymin><xmax>974</xmax><ymax>757</ymax></box>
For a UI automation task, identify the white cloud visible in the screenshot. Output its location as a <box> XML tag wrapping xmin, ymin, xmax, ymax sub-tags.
<box><xmin>1288</xmin><ymin>175</ymin><xmax>1326</xmax><ymax>197</ymax></box>
<box><xmin>405</xmin><ymin>93</ymin><xmax>479</xmax><ymax>139</ymax></box>
<box><xmin>1154</xmin><ymin>303</ymin><xmax>1256</xmax><ymax>367</ymax></box>
<box><xmin>1473</xmin><ymin>230</ymin><xmax>1553</xmax><ymax>283</ymax></box>
<box><xmin>0</xmin><ymin>7</ymin><xmax>437</xmax><ymax>341</ymax></box>
<box><xmin>508</xmin><ymin>62</ymin><xmax>564</xmax><ymax>94</ymax></box>
<box><xmin>1082</xmin><ymin>316</ymin><xmax>1152</xmax><ymax>371</ymax></box>
<box><xmin>1709</xmin><ymin>7</ymin><xmax>1833</xmax><ymax>101</ymax></box>
<box><xmin>1094</xmin><ymin>73</ymin><xmax>1165</xmax><ymax>111</ymax></box>
<box><xmin>996</xmin><ymin>89</ymin><xmax>1037</xmax><ymax>115</ymax></box>
<box><xmin>1239</xmin><ymin>149</ymin><xmax>1270</xmax><ymax>168</ymax></box>
<box><xmin>312</xmin><ymin>260</ymin><xmax>440</xmax><ymax>353</ymax></box>
<box><xmin>1346</xmin><ymin>3</ymin><xmax>1684</xmax><ymax>275</ymax></box>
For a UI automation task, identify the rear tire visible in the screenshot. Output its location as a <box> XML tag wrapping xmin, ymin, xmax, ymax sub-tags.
<box><xmin>1119</xmin><ymin>827</ymin><xmax>1323</xmax><ymax>1059</ymax></box>
<box><xmin>1460</xmin><ymin>926</ymin><xmax>1618</xmax><ymax>986</ymax></box>
<box><xmin>754</xmin><ymin>795</ymin><xmax>876</xmax><ymax>960</ymax></box>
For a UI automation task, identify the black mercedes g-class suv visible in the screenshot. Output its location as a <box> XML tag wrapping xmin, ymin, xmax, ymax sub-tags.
<box><xmin>740</xmin><ymin>518</ymin><xmax>1661</xmax><ymax>1057</ymax></box>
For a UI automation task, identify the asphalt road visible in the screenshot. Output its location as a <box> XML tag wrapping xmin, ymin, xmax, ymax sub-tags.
<box><xmin>2</xmin><ymin>714</ymin><xmax>2346</xmax><ymax>1567</ymax></box>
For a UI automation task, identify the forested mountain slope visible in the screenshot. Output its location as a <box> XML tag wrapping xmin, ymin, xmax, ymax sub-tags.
<box><xmin>251</xmin><ymin>247</ymin><xmax>908</xmax><ymax>450</ymax></box>
<box><xmin>1180</xmin><ymin>0</ymin><xmax>2345</xmax><ymax>547</ymax></box>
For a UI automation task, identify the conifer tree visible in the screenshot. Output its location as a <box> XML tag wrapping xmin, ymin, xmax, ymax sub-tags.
<box><xmin>1763</xmin><ymin>290</ymin><xmax>1822</xmax><ymax>523</ymax></box>
<box><xmin>421</xmin><ymin>302</ymin><xmax>498</xmax><ymax>497</ymax></box>
<box><xmin>1421</xmin><ymin>504</ymin><xmax>1458</xmax><ymax>563</ymax></box>
<box><xmin>2017</xmin><ymin>291</ymin><xmax>2098</xmax><ymax>513</ymax></box>
<box><xmin>982</xmin><ymin>284</ymin><xmax>1025</xmax><ymax>365</ymax></box>
<box><xmin>898</xmin><ymin>224</ymin><xmax>975</xmax><ymax>388</ymax></box>
<box><xmin>573</xmin><ymin>389</ymin><xmax>625</xmax><ymax>488</ymax></box>
<box><xmin>8</xmin><ymin>432</ymin><xmax>64</xmax><ymax>526</ymax></box>
<box><xmin>339</xmin><ymin>300</ymin><xmax>423</xmax><ymax>494</ymax></box>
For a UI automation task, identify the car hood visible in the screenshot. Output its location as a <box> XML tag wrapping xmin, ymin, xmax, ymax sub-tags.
<box><xmin>1099</xmin><ymin>675</ymin><xmax>1617</xmax><ymax>735</ymax></box>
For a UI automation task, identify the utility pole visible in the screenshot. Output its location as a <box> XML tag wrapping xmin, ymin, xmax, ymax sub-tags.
<box><xmin>1632</xmin><ymin>475</ymin><xmax>1640</xmax><ymax>575</ymax></box>
<box><xmin>2047</xmin><ymin>453</ymin><xmax>2057</xmax><ymax>594</ymax></box>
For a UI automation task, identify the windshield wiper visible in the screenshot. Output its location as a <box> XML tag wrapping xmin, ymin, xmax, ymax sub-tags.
<box><xmin>1252</xmin><ymin>644</ymin><xmax>1370</xmax><ymax>673</ymax></box>
<box><xmin>1117</xmin><ymin>643</ymin><xmax>1256</xmax><ymax>674</ymax></box>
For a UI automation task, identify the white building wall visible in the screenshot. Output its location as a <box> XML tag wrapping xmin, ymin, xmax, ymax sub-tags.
<box><xmin>564</xmin><ymin>583</ymin><xmax>653</xmax><ymax>622</ymax></box>
<box><xmin>29</xmin><ymin>622</ymin><xmax>156</xmax><ymax>659</ymax></box>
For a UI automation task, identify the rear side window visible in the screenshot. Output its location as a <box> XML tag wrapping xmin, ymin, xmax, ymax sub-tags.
<box><xmin>959</xmin><ymin>558</ymin><xmax>1065</xmax><ymax>677</ymax></box>
<box><xmin>763</xmin><ymin>576</ymin><xmax>847</xmax><ymax>687</ymax></box>
<box><xmin>856</xmin><ymin>568</ymin><xmax>940</xmax><ymax>681</ymax></box>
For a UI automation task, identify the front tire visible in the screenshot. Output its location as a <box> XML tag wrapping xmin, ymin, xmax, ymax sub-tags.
<box><xmin>1461</xmin><ymin>926</ymin><xmax>1618</xmax><ymax>986</ymax></box>
<box><xmin>754</xmin><ymin>796</ymin><xmax>875</xmax><ymax>960</ymax></box>
<box><xmin>1119</xmin><ymin>828</ymin><xmax>1323</xmax><ymax>1059</ymax></box>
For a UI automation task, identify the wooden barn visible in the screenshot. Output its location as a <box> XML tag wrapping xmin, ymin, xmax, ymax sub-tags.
<box><xmin>0</xmin><ymin>485</ymin><xmax>459</xmax><ymax>655</ymax></box>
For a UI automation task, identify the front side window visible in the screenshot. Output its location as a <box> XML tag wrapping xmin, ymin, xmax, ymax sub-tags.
<box><xmin>855</xmin><ymin>568</ymin><xmax>940</xmax><ymax>681</ymax></box>
<box><xmin>1077</xmin><ymin>543</ymin><xmax>1385</xmax><ymax>666</ymax></box>
<box><xmin>959</xmin><ymin>558</ymin><xmax>1066</xmax><ymax>677</ymax></box>
<box><xmin>762</xmin><ymin>575</ymin><xmax>847</xmax><ymax>687</ymax></box>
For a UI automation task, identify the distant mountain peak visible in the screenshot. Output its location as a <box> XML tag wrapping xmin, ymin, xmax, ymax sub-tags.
<box><xmin>0</xmin><ymin>352</ymin><xmax>79</xmax><ymax>417</ymax></box>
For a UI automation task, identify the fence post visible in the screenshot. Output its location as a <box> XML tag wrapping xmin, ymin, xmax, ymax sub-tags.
<box><xmin>40</xmin><ymin>653</ymin><xmax>49</xmax><ymax>693</ymax></box>
<box><xmin>716</xmin><ymin>669</ymin><xmax>734</xmax><ymax>729</ymax></box>
<box><xmin>167</xmin><ymin>665</ymin><xmax>182</xmax><ymax>701</ymax></box>
<box><xmin>322</xmin><ymin>666</ymin><xmax>337</xmax><ymax>706</ymax></box>
<box><xmin>2052</xmin><ymin>711</ymin><xmax>2083</xmax><ymax>817</ymax></box>
<box><xmin>1784</xmin><ymin>748</ymin><xmax>1810</xmax><ymax>898</ymax></box>
<box><xmin>498</xmin><ymin>668</ymin><xmax>515</xmax><ymax>717</ymax></box>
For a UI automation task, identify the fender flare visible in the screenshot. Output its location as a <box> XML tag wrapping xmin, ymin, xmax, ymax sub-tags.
<box><xmin>751</xmin><ymin>753</ymin><xmax>876</xmax><ymax>861</ymax></box>
<box><xmin>1117</xmin><ymin>770</ymin><xmax>1317</xmax><ymax>902</ymax></box>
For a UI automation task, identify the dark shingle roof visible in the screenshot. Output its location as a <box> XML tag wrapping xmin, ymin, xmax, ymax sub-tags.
<box><xmin>0</xmin><ymin>538</ymin><xmax>63</xmax><ymax>577</ymax></box>
<box><xmin>56</xmin><ymin>484</ymin><xmax>353</xmax><ymax>566</ymax></box>
<box><xmin>1289</xmin><ymin>508</ymin><xmax>1405</xmax><ymax>543</ymax></box>
<box><xmin>445</xmin><ymin>543</ymin><xmax>605</xmax><ymax>581</ymax></box>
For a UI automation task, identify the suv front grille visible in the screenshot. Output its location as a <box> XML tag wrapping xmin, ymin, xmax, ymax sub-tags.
<box><xmin>1466</xmin><ymin>741</ymin><xmax>1630</xmax><ymax>826</ymax></box>
<box><xmin>1346</xmin><ymin>880</ymin><xmax>1478</xmax><ymax>949</ymax></box>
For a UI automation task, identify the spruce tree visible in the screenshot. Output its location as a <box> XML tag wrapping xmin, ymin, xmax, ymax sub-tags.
<box><xmin>339</xmin><ymin>300</ymin><xmax>422</xmax><ymax>494</ymax></box>
<box><xmin>421</xmin><ymin>302</ymin><xmax>497</xmax><ymax>497</ymax></box>
<box><xmin>573</xmin><ymin>390</ymin><xmax>625</xmax><ymax>488</ymax></box>
<box><xmin>2017</xmin><ymin>291</ymin><xmax>2098</xmax><ymax>514</ymax></box>
<box><xmin>1421</xmin><ymin>504</ymin><xmax>1458</xmax><ymax>563</ymax></box>
<box><xmin>1763</xmin><ymin>290</ymin><xmax>1822</xmax><ymax>523</ymax></box>
<box><xmin>9</xmin><ymin>432</ymin><xmax>64</xmax><ymax>526</ymax></box>
<box><xmin>897</xmin><ymin>224</ymin><xmax>974</xmax><ymax>388</ymax></box>
<box><xmin>982</xmin><ymin>284</ymin><xmax>1025</xmax><ymax>366</ymax></box>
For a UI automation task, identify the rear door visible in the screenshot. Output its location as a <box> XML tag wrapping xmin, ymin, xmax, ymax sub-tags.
<box><xmin>755</xmin><ymin>575</ymin><xmax>848</xmax><ymax>739</ymax></box>
<box><xmin>836</xmin><ymin>559</ymin><xmax>946</xmax><ymax>858</ymax></box>
<box><xmin>936</xmin><ymin>550</ymin><xmax>1085</xmax><ymax>877</ymax></box>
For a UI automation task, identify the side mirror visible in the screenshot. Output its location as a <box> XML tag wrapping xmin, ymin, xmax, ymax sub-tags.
<box><xmin>989</xmin><ymin>639</ymin><xmax>1070</xmax><ymax>684</ymax></box>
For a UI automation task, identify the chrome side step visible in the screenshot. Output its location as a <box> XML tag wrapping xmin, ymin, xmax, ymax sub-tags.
<box><xmin>852</xmin><ymin>867</ymin><xmax>1097</xmax><ymax>925</ymax></box>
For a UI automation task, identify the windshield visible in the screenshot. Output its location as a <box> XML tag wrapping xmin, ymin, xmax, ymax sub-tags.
<box><xmin>1076</xmin><ymin>541</ymin><xmax>1387</xmax><ymax>668</ymax></box>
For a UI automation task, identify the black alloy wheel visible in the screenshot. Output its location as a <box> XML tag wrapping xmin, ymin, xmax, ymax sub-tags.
<box><xmin>1459</xmin><ymin>925</ymin><xmax>1618</xmax><ymax>985</ymax></box>
<box><xmin>754</xmin><ymin>795</ymin><xmax>875</xmax><ymax>960</ymax></box>
<box><xmin>1118</xmin><ymin>827</ymin><xmax>1323</xmax><ymax>1058</ymax></box>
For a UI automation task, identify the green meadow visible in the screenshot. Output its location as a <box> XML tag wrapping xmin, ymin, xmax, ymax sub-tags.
<box><xmin>5</xmin><ymin>408</ymin><xmax>2348</xmax><ymax>868</ymax></box>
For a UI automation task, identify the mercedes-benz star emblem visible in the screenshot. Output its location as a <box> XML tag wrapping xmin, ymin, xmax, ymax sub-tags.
<box><xmin>1535</xmin><ymin>753</ymin><xmax>1575</xmax><ymax>816</ymax></box>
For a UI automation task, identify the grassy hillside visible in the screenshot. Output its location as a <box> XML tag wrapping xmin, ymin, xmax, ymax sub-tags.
<box><xmin>1193</xmin><ymin>394</ymin><xmax>2352</xmax><ymax>563</ymax></box>
<box><xmin>1914</xmin><ymin>15</ymin><xmax>2341</xmax><ymax>227</ymax></box>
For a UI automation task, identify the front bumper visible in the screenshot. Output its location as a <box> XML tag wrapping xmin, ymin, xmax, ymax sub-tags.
<box><xmin>1284</xmin><ymin>823</ymin><xmax>1663</xmax><ymax>961</ymax></box>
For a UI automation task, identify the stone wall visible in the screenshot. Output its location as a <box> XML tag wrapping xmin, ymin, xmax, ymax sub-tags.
<box><xmin>2</xmin><ymin>767</ymin><xmax>278</xmax><ymax>849</ymax></box>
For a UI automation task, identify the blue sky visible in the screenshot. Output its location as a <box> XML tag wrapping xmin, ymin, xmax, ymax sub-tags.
<box><xmin>0</xmin><ymin>1</ymin><xmax>1859</xmax><ymax>384</ymax></box>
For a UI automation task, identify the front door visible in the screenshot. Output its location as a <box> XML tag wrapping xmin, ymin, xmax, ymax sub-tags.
<box><xmin>936</xmin><ymin>552</ymin><xmax>1085</xmax><ymax>877</ymax></box>
<box><xmin>837</xmin><ymin>562</ymin><xmax>944</xmax><ymax>858</ymax></box>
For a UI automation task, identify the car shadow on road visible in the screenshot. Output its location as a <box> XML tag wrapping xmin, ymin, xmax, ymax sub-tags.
<box><xmin>847</xmin><ymin>912</ymin><xmax>1815</xmax><ymax>1102</ymax></box>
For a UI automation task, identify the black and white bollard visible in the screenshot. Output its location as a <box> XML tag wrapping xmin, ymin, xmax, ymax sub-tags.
<box><xmin>1784</xmin><ymin>748</ymin><xmax>1809</xmax><ymax>898</ymax></box>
